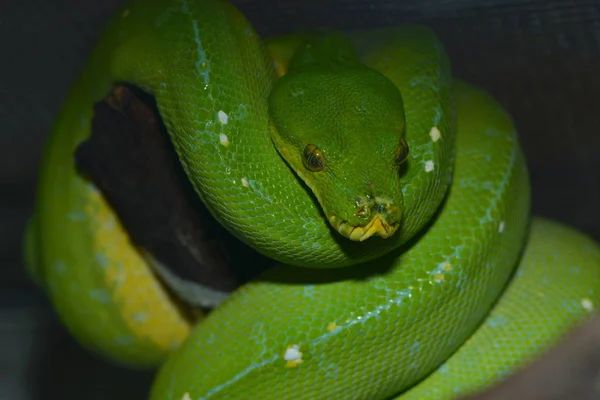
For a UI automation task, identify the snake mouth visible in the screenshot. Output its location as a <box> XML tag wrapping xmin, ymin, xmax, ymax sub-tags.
<box><xmin>329</xmin><ymin>214</ymin><xmax>399</xmax><ymax>242</ymax></box>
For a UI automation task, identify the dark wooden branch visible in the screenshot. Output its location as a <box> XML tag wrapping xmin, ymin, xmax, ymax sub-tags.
<box><xmin>74</xmin><ymin>85</ymin><xmax>269</xmax><ymax>307</ymax></box>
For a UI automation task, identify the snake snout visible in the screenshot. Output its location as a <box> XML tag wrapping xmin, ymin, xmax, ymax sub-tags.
<box><xmin>353</xmin><ymin>199</ymin><xmax>400</xmax><ymax>224</ymax></box>
<box><xmin>354</xmin><ymin>204</ymin><xmax>371</xmax><ymax>220</ymax></box>
<box><xmin>327</xmin><ymin>198</ymin><xmax>402</xmax><ymax>241</ymax></box>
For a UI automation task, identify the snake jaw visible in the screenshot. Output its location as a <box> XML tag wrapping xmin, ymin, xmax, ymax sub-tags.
<box><xmin>330</xmin><ymin>214</ymin><xmax>398</xmax><ymax>241</ymax></box>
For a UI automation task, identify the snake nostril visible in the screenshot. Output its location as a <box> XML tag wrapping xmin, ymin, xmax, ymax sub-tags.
<box><xmin>355</xmin><ymin>204</ymin><xmax>370</xmax><ymax>219</ymax></box>
<box><xmin>377</xmin><ymin>203</ymin><xmax>386</xmax><ymax>214</ymax></box>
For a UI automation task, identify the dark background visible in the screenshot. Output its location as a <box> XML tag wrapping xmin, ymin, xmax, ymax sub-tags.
<box><xmin>2</xmin><ymin>0</ymin><xmax>599</xmax><ymax>399</ymax></box>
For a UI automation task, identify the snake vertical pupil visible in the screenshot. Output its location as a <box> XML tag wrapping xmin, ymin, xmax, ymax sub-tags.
<box><xmin>394</xmin><ymin>138</ymin><xmax>409</xmax><ymax>166</ymax></box>
<box><xmin>303</xmin><ymin>143</ymin><xmax>326</xmax><ymax>172</ymax></box>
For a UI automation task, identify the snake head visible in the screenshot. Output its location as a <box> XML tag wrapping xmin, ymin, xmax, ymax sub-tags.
<box><xmin>268</xmin><ymin>62</ymin><xmax>408</xmax><ymax>241</ymax></box>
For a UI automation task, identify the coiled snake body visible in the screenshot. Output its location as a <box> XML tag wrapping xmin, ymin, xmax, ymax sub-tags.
<box><xmin>25</xmin><ymin>0</ymin><xmax>600</xmax><ymax>399</ymax></box>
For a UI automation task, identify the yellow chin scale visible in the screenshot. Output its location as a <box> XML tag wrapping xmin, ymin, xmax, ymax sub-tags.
<box><xmin>330</xmin><ymin>214</ymin><xmax>398</xmax><ymax>242</ymax></box>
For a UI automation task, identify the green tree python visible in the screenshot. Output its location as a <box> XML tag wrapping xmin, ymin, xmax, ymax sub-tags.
<box><xmin>24</xmin><ymin>0</ymin><xmax>600</xmax><ymax>398</ymax></box>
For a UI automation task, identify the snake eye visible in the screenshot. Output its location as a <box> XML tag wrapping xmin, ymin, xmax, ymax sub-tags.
<box><xmin>394</xmin><ymin>138</ymin><xmax>409</xmax><ymax>166</ymax></box>
<box><xmin>302</xmin><ymin>144</ymin><xmax>326</xmax><ymax>172</ymax></box>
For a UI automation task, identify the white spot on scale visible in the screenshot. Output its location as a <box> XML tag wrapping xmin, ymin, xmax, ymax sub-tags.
<box><xmin>218</xmin><ymin>110</ymin><xmax>228</xmax><ymax>124</ymax></box>
<box><xmin>424</xmin><ymin>160</ymin><xmax>435</xmax><ymax>172</ymax></box>
<box><xmin>219</xmin><ymin>133</ymin><xmax>229</xmax><ymax>147</ymax></box>
<box><xmin>284</xmin><ymin>345</ymin><xmax>301</xmax><ymax>360</ymax></box>
<box><xmin>429</xmin><ymin>126</ymin><xmax>441</xmax><ymax>142</ymax></box>
<box><xmin>581</xmin><ymin>298</ymin><xmax>594</xmax><ymax>312</ymax></box>
<box><xmin>241</xmin><ymin>178</ymin><xmax>249</xmax><ymax>188</ymax></box>
<box><xmin>498</xmin><ymin>221</ymin><xmax>505</xmax><ymax>233</ymax></box>
<box><xmin>283</xmin><ymin>344</ymin><xmax>303</xmax><ymax>367</ymax></box>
